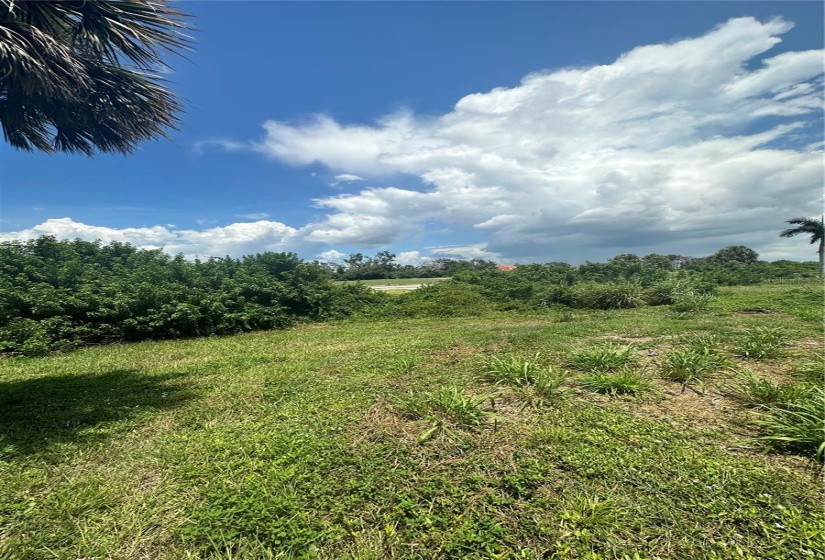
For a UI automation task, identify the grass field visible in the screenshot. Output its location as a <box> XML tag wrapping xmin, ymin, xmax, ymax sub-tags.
<box><xmin>0</xmin><ymin>284</ymin><xmax>823</xmax><ymax>559</ymax></box>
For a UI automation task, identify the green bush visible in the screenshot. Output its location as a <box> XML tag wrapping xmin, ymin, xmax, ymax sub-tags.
<box><xmin>389</xmin><ymin>282</ymin><xmax>494</xmax><ymax>318</ymax></box>
<box><xmin>571</xmin><ymin>282</ymin><xmax>646</xmax><ymax>310</ymax></box>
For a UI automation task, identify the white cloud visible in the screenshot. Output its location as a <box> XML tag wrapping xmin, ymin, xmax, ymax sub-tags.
<box><xmin>239</xmin><ymin>17</ymin><xmax>823</xmax><ymax>261</ymax></box>
<box><xmin>428</xmin><ymin>243</ymin><xmax>503</xmax><ymax>262</ymax></box>
<box><xmin>318</xmin><ymin>249</ymin><xmax>345</xmax><ymax>261</ymax></box>
<box><xmin>334</xmin><ymin>173</ymin><xmax>364</xmax><ymax>182</ymax></box>
<box><xmin>0</xmin><ymin>218</ymin><xmax>300</xmax><ymax>259</ymax></box>
<box><xmin>237</xmin><ymin>213</ymin><xmax>271</xmax><ymax>220</ymax></box>
<box><xmin>7</xmin><ymin>18</ymin><xmax>823</xmax><ymax>264</ymax></box>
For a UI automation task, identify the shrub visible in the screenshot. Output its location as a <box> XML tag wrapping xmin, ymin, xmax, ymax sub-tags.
<box><xmin>390</xmin><ymin>282</ymin><xmax>494</xmax><ymax>318</ymax></box>
<box><xmin>571</xmin><ymin>281</ymin><xmax>646</xmax><ymax>310</ymax></box>
<box><xmin>566</xmin><ymin>342</ymin><xmax>638</xmax><ymax>372</ymax></box>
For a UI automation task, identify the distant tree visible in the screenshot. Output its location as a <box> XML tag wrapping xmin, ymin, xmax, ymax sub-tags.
<box><xmin>707</xmin><ymin>246</ymin><xmax>759</xmax><ymax>265</ymax></box>
<box><xmin>780</xmin><ymin>216</ymin><xmax>824</xmax><ymax>275</ymax></box>
<box><xmin>0</xmin><ymin>0</ymin><xmax>191</xmax><ymax>154</ymax></box>
<box><xmin>642</xmin><ymin>253</ymin><xmax>674</xmax><ymax>270</ymax></box>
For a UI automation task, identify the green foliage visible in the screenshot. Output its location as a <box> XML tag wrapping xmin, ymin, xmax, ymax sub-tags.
<box><xmin>571</xmin><ymin>281</ymin><xmax>646</xmax><ymax>309</ymax></box>
<box><xmin>0</xmin><ymin>237</ymin><xmax>345</xmax><ymax>354</ymax></box>
<box><xmin>756</xmin><ymin>387</ymin><xmax>825</xmax><ymax>461</ymax></box>
<box><xmin>579</xmin><ymin>367</ymin><xmax>654</xmax><ymax>396</ymax></box>
<box><xmin>706</xmin><ymin>246</ymin><xmax>760</xmax><ymax>265</ymax></box>
<box><xmin>566</xmin><ymin>341</ymin><xmax>638</xmax><ymax>372</ymax></box>
<box><xmin>735</xmin><ymin>327</ymin><xmax>788</xmax><ymax>360</ymax></box>
<box><xmin>388</xmin><ymin>281</ymin><xmax>495</xmax><ymax>318</ymax></box>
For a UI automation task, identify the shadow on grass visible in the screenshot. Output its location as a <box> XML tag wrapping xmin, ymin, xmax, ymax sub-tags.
<box><xmin>0</xmin><ymin>369</ymin><xmax>196</xmax><ymax>458</ymax></box>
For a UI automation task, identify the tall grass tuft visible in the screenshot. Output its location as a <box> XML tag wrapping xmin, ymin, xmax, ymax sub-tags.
<box><xmin>566</xmin><ymin>342</ymin><xmax>638</xmax><ymax>372</ymax></box>
<box><xmin>478</xmin><ymin>353</ymin><xmax>541</xmax><ymax>386</ymax></box>
<box><xmin>735</xmin><ymin>327</ymin><xmax>788</xmax><ymax>360</ymax></box>
<box><xmin>661</xmin><ymin>347</ymin><xmax>730</xmax><ymax>393</ymax></box>
<box><xmin>724</xmin><ymin>370</ymin><xmax>813</xmax><ymax>409</ymax></box>
<box><xmin>756</xmin><ymin>387</ymin><xmax>825</xmax><ymax>462</ymax></box>
<box><xmin>579</xmin><ymin>367</ymin><xmax>654</xmax><ymax>397</ymax></box>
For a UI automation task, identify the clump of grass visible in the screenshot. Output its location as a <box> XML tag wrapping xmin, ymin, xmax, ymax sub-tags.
<box><xmin>756</xmin><ymin>387</ymin><xmax>825</xmax><ymax>462</ymax></box>
<box><xmin>670</xmin><ymin>292</ymin><xmax>714</xmax><ymax>313</ymax></box>
<box><xmin>515</xmin><ymin>369</ymin><xmax>569</xmax><ymax>408</ymax></box>
<box><xmin>395</xmin><ymin>385</ymin><xmax>493</xmax><ymax>442</ymax></box>
<box><xmin>661</xmin><ymin>348</ymin><xmax>730</xmax><ymax>394</ymax></box>
<box><xmin>394</xmin><ymin>356</ymin><xmax>418</xmax><ymax>373</ymax></box>
<box><xmin>724</xmin><ymin>370</ymin><xmax>813</xmax><ymax>409</ymax></box>
<box><xmin>579</xmin><ymin>367</ymin><xmax>654</xmax><ymax>397</ymax></box>
<box><xmin>479</xmin><ymin>354</ymin><xmax>567</xmax><ymax>408</ymax></box>
<box><xmin>566</xmin><ymin>342</ymin><xmax>638</xmax><ymax>372</ymax></box>
<box><xmin>559</xmin><ymin>492</ymin><xmax>629</xmax><ymax>531</ymax></box>
<box><xmin>679</xmin><ymin>333</ymin><xmax>723</xmax><ymax>355</ymax></box>
<box><xmin>478</xmin><ymin>353</ymin><xmax>541</xmax><ymax>385</ymax></box>
<box><xmin>735</xmin><ymin>327</ymin><xmax>788</xmax><ymax>360</ymax></box>
<box><xmin>790</xmin><ymin>357</ymin><xmax>824</xmax><ymax>386</ymax></box>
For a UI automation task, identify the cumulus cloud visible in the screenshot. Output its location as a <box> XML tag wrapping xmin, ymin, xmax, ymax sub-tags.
<box><xmin>246</xmin><ymin>17</ymin><xmax>823</xmax><ymax>261</ymax></box>
<box><xmin>318</xmin><ymin>249</ymin><xmax>345</xmax><ymax>261</ymax></box>
<box><xmin>6</xmin><ymin>18</ymin><xmax>823</xmax><ymax>264</ymax></box>
<box><xmin>0</xmin><ymin>218</ymin><xmax>300</xmax><ymax>259</ymax></box>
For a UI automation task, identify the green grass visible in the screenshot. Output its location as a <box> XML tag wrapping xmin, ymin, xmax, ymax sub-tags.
<box><xmin>0</xmin><ymin>285</ymin><xmax>823</xmax><ymax>559</ymax></box>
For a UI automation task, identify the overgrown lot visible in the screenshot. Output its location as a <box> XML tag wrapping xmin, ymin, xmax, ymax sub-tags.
<box><xmin>0</xmin><ymin>284</ymin><xmax>822</xmax><ymax>559</ymax></box>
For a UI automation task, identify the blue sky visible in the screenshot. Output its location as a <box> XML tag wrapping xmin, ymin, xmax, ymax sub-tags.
<box><xmin>2</xmin><ymin>1</ymin><xmax>823</xmax><ymax>264</ymax></box>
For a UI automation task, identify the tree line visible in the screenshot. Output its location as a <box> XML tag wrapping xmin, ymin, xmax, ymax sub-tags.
<box><xmin>0</xmin><ymin>237</ymin><xmax>818</xmax><ymax>355</ymax></box>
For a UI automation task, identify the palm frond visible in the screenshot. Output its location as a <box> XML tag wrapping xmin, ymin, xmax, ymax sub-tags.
<box><xmin>0</xmin><ymin>0</ymin><xmax>192</xmax><ymax>155</ymax></box>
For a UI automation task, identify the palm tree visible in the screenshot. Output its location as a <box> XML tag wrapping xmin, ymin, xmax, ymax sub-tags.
<box><xmin>780</xmin><ymin>216</ymin><xmax>824</xmax><ymax>275</ymax></box>
<box><xmin>0</xmin><ymin>0</ymin><xmax>190</xmax><ymax>155</ymax></box>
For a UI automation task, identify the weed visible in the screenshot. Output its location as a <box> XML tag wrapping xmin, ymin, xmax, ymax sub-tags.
<box><xmin>670</xmin><ymin>292</ymin><xmax>714</xmax><ymax>313</ymax></box>
<box><xmin>478</xmin><ymin>353</ymin><xmax>541</xmax><ymax>385</ymax></box>
<box><xmin>516</xmin><ymin>369</ymin><xmax>568</xmax><ymax>408</ymax></box>
<box><xmin>678</xmin><ymin>333</ymin><xmax>722</xmax><ymax>356</ymax></box>
<box><xmin>724</xmin><ymin>370</ymin><xmax>814</xmax><ymax>409</ymax></box>
<box><xmin>756</xmin><ymin>387</ymin><xmax>825</xmax><ymax>461</ymax></box>
<box><xmin>790</xmin><ymin>357</ymin><xmax>824</xmax><ymax>386</ymax></box>
<box><xmin>566</xmin><ymin>341</ymin><xmax>638</xmax><ymax>372</ymax></box>
<box><xmin>579</xmin><ymin>367</ymin><xmax>654</xmax><ymax>397</ymax></box>
<box><xmin>661</xmin><ymin>348</ymin><xmax>729</xmax><ymax>393</ymax></box>
<box><xmin>396</xmin><ymin>386</ymin><xmax>493</xmax><ymax>442</ymax></box>
<box><xmin>394</xmin><ymin>356</ymin><xmax>418</xmax><ymax>373</ymax></box>
<box><xmin>735</xmin><ymin>327</ymin><xmax>788</xmax><ymax>360</ymax></box>
<box><xmin>559</xmin><ymin>492</ymin><xmax>629</xmax><ymax>531</ymax></box>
